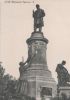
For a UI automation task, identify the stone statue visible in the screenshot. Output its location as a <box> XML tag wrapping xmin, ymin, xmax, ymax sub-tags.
<box><xmin>19</xmin><ymin>55</ymin><xmax>32</xmax><ymax>73</ymax></box>
<box><xmin>33</xmin><ymin>4</ymin><xmax>45</xmax><ymax>32</ymax></box>
<box><xmin>19</xmin><ymin>57</ymin><xmax>26</xmax><ymax>75</ymax></box>
<box><xmin>56</xmin><ymin>60</ymin><xmax>70</xmax><ymax>86</ymax></box>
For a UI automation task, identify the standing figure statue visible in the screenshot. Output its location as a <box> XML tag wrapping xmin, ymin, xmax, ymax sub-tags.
<box><xmin>33</xmin><ymin>4</ymin><xmax>45</xmax><ymax>32</ymax></box>
<box><xmin>56</xmin><ymin>60</ymin><xmax>70</xmax><ymax>86</ymax></box>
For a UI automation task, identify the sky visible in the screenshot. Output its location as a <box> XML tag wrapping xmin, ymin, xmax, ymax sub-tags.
<box><xmin>0</xmin><ymin>0</ymin><xmax>70</xmax><ymax>81</ymax></box>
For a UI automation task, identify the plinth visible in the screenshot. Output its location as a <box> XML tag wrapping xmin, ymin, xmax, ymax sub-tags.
<box><xmin>19</xmin><ymin>32</ymin><xmax>57</xmax><ymax>100</ymax></box>
<box><xmin>58</xmin><ymin>86</ymin><xmax>70</xmax><ymax>98</ymax></box>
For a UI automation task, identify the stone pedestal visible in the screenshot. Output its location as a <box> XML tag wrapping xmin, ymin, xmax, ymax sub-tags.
<box><xmin>59</xmin><ymin>86</ymin><xmax>70</xmax><ymax>98</ymax></box>
<box><xmin>19</xmin><ymin>32</ymin><xmax>57</xmax><ymax>100</ymax></box>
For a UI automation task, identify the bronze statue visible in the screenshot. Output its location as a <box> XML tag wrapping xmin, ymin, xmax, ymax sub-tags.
<box><xmin>33</xmin><ymin>4</ymin><xmax>45</xmax><ymax>32</ymax></box>
<box><xmin>19</xmin><ymin>54</ymin><xmax>32</xmax><ymax>73</ymax></box>
<box><xmin>56</xmin><ymin>60</ymin><xmax>70</xmax><ymax>86</ymax></box>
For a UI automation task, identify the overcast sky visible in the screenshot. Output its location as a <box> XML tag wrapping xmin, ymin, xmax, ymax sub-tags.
<box><xmin>0</xmin><ymin>0</ymin><xmax>70</xmax><ymax>81</ymax></box>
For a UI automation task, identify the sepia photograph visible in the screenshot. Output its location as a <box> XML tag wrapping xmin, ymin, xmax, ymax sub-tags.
<box><xmin>0</xmin><ymin>0</ymin><xmax>70</xmax><ymax>100</ymax></box>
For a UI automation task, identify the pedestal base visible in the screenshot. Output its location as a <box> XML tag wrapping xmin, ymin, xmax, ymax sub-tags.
<box><xmin>19</xmin><ymin>66</ymin><xmax>57</xmax><ymax>100</ymax></box>
<box><xmin>27</xmin><ymin>76</ymin><xmax>57</xmax><ymax>99</ymax></box>
<box><xmin>59</xmin><ymin>86</ymin><xmax>70</xmax><ymax>98</ymax></box>
<box><xmin>19</xmin><ymin>31</ymin><xmax>57</xmax><ymax>100</ymax></box>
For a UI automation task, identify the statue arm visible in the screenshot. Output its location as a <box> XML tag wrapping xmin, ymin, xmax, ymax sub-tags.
<box><xmin>63</xmin><ymin>67</ymin><xmax>68</xmax><ymax>74</ymax></box>
<box><xmin>56</xmin><ymin>64</ymin><xmax>60</xmax><ymax>72</ymax></box>
<box><xmin>56</xmin><ymin>67</ymin><xmax>57</xmax><ymax>72</ymax></box>
<box><xmin>33</xmin><ymin>10</ymin><xmax>35</xmax><ymax>18</ymax></box>
<box><xmin>42</xmin><ymin>10</ymin><xmax>45</xmax><ymax>17</ymax></box>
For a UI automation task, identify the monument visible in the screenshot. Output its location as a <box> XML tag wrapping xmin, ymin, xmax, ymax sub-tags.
<box><xmin>56</xmin><ymin>60</ymin><xmax>70</xmax><ymax>98</ymax></box>
<box><xmin>18</xmin><ymin>4</ymin><xmax>57</xmax><ymax>100</ymax></box>
<box><xmin>33</xmin><ymin>4</ymin><xmax>45</xmax><ymax>32</ymax></box>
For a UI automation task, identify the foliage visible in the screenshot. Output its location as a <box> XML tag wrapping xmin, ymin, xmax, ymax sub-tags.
<box><xmin>0</xmin><ymin>63</ymin><xmax>36</xmax><ymax>100</ymax></box>
<box><xmin>0</xmin><ymin>63</ymin><xmax>17</xmax><ymax>100</ymax></box>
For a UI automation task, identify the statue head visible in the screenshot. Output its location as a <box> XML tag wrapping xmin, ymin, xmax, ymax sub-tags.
<box><xmin>36</xmin><ymin>4</ymin><xmax>40</xmax><ymax>9</ymax></box>
<box><xmin>62</xmin><ymin>60</ymin><xmax>66</xmax><ymax>65</ymax></box>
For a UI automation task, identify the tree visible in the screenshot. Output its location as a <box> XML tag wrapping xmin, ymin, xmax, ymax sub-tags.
<box><xmin>0</xmin><ymin>62</ymin><xmax>17</xmax><ymax>100</ymax></box>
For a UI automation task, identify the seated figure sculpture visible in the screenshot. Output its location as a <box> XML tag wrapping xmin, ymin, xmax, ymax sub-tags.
<box><xmin>56</xmin><ymin>60</ymin><xmax>70</xmax><ymax>86</ymax></box>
